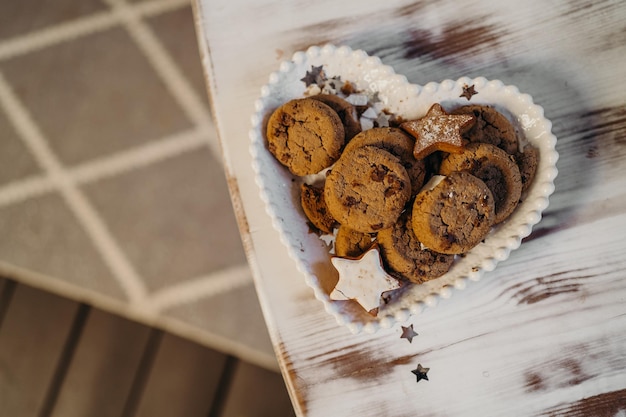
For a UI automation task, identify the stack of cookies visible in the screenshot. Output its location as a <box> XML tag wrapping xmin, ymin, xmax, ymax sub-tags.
<box><xmin>266</xmin><ymin>91</ymin><xmax>538</xmax><ymax>288</ymax></box>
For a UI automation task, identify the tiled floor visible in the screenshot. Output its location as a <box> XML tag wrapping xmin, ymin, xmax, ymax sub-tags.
<box><xmin>0</xmin><ymin>0</ymin><xmax>275</xmax><ymax>368</ymax></box>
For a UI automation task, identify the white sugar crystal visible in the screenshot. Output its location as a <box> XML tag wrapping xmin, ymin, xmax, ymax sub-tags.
<box><xmin>305</xmin><ymin>85</ymin><xmax>321</xmax><ymax>96</ymax></box>
<box><xmin>361</xmin><ymin>107</ymin><xmax>378</xmax><ymax>119</ymax></box>
<box><xmin>322</xmin><ymin>85</ymin><xmax>337</xmax><ymax>95</ymax></box>
<box><xmin>360</xmin><ymin>117</ymin><xmax>374</xmax><ymax>131</ymax></box>
<box><xmin>345</xmin><ymin>94</ymin><xmax>369</xmax><ymax>106</ymax></box>
<box><xmin>372</xmin><ymin>101</ymin><xmax>386</xmax><ymax>112</ymax></box>
<box><xmin>375</xmin><ymin>113</ymin><xmax>390</xmax><ymax>127</ymax></box>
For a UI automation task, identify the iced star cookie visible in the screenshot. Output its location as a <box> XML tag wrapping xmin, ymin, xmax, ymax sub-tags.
<box><xmin>266</xmin><ymin>98</ymin><xmax>345</xmax><ymax>176</ymax></box>
<box><xmin>412</xmin><ymin>172</ymin><xmax>495</xmax><ymax>254</ymax></box>
<box><xmin>330</xmin><ymin>244</ymin><xmax>402</xmax><ymax>313</ymax></box>
<box><xmin>324</xmin><ymin>146</ymin><xmax>411</xmax><ymax>233</ymax></box>
<box><xmin>400</xmin><ymin>103</ymin><xmax>475</xmax><ymax>159</ymax></box>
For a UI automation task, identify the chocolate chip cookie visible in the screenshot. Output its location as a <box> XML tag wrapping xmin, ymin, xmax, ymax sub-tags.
<box><xmin>378</xmin><ymin>210</ymin><xmax>454</xmax><ymax>283</ymax></box>
<box><xmin>325</xmin><ymin>146</ymin><xmax>411</xmax><ymax>233</ymax></box>
<box><xmin>515</xmin><ymin>143</ymin><xmax>539</xmax><ymax>193</ymax></box>
<box><xmin>412</xmin><ymin>171</ymin><xmax>495</xmax><ymax>254</ymax></box>
<box><xmin>342</xmin><ymin>127</ymin><xmax>426</xmax><ymax>195</ymax></box>
<box><xmin>266</xmin><ymin>98</ymin><xmax>345</xmax><ymax>176</ymax></box>
<box><xmin>300</xmin><ymin>183</ymin><xmax>338</xmax><ymax>234</ymax></box>
<box><xmin>452</xmin><ymin>104</ymin><xmax>519</xmax><ymax>155</ymax></box>
<box><xmin>334</xmin><ymin>225</ymin><xmax>374</xmax><ymax>258</ymax></box>
<box><xmin>309</xmin><ymin>94</ymin><xmax>361</xmax><ymax>141</ymax></box>
<box><xmin>439</xmin><ymin>142</ymin><xmax>522</xmax><ymax>224</ymax></box>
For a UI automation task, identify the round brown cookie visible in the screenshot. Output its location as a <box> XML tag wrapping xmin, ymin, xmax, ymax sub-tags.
<box><xmin>266</xmin><ymin>98</ymin><xmax>345</xmax><ymax>176</ymax></box>
<box><xmin>515</xmin><ymin>143</ymin><xmax>539</xmax><ymax>194</ymax></box>
<box><xmin>378</xmin><ymin>210</ymin><xmax>454</xmax><ymax>283</ymax></box>
<box><xmin>309</xmin><ymin>94</ymin><xmax>361</xmax><ymax>141</ymax></box>
<box><xmin>342</xmin><ymin>127</ymin><xmax>426</xmax><ymax>195</ymax></box>
<box><xmin>439</xmin><ymin>142</ymin><xmax>522</xmax><ymax>224</ymax></box>
<box><xmin>452</xmin><ymin>105</ymin><xmax>519</xmax><ymax>155</ymax></box>
<box><xmin>334</xmin><ymin>225</ymin><xmax>373</xmax><ymax>258</ymax></box>
<box><xmin>300</xmin><ymin>183</ymin><xmax>338</xmax><ymax>234</ymax></box>
<box><xmin>412</xmin><ymin>172</ymin><xmax>495</xmax><ymax>255</ymax></box>
<box><xmin>325</xmin><ymin>146</ymin><xmax>411</xmax><ymax>233</ymax></box>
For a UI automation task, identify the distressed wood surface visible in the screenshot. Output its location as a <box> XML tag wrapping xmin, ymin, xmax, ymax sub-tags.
<box><xmin>193</xmin><ymin>0</ymin><xmax>626</xmax><ymax>415</ymax></box>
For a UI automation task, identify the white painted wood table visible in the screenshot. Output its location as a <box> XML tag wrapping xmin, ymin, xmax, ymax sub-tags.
<box><xmin>193</xmin><ymin>0</ymin><xmax>626</xmax><ymax>415</ymax></box>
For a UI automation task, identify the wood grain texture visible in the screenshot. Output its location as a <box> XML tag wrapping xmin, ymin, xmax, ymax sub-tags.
<box><xmin>49</xmin><ymin>309</ymin><xmax>153</xmax><ymax>417</ymax></box>
<box><xmin>0</xmin><ymin>285</ymin><xmax>78</xmax><ymax>416</ymax></box>
<box><xmin>133</xmin><ymin>332</ymin><xmax>228</xmax><ymax>417</ymax></box>
<box><xmin>219</xmin><ymin>360</ymin><xmax>296</xmax><ymax>417</ymax></box>
<box><xmin>193</xmin><ymin>0</ymin><xmax>626</xmax><ymax>415</ymax></box>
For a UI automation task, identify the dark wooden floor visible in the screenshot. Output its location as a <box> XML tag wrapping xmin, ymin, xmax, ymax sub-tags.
<box><xmin>0</xmin><ymin>277</ymin><xmax>295</xmax><ymax>417</ymax></box>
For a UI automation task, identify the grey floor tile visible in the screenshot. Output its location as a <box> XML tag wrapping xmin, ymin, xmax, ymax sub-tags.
<box><xmin>0</xmin><ymin>0</ymin><xmax>107</xmax><ymax>41</ymax></box>
<box><xmin>147</xmin><ymin>5</ymin><xmax>210</xmax><ymax>108</ymax></box>
<box><xmin>164</xmin><ymin>282</ymin><xmax>275</xmax><ymax>359</ymax></box>
<box><xmin>0</xmin><ymin>193</ymin><xmax>126</xmax><ymax>300</ymax></box>
<box><xmin>81</xmin><ymin>147</ymin><xmax>247</xmax><ymax>292</ymax></box>
<box><xmin>0</xmin><ymin>26</ymin><xmax>192</xmax><ymax>167</ymax></box>
<box><xmin>0</xmin><ymin>109</ymin><xmax>41</xmax><ymax>186</ymax></box>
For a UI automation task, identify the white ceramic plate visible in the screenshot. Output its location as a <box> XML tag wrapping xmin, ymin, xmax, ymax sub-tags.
<box><xmin>250</xmin><ymin>44</ymin><xmax>558</xmax><ymax>333</ymax></box>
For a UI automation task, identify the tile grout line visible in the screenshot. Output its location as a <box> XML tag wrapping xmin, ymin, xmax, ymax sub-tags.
<box><xmin>0</xmin><ymin>126</ymin><xmax>214</xmax><ymax>208</ymax></box>
<box><xmin>103</xmin><ymin>0</ymin><xmax>223</xmax><ymax>161</ymax></box>
<box><xmin>0</xmin><ymin>175</ymin><xmax>55</xmax><ymax>207</ymax></box>
<box><xmin>0</xmin><ymin>0</ymin><xmax>247</xmax><ymax>312</ymax></box>
<box><xmin>69</xmin><ymin>126</ymin><xmax>214</xmax><ymax>184</ymax></box>
<box><xmin>0</xmin><ymin>72</ymin><xmax>147</xmax><ymax>303</ymax></box>
<box><xmin>138</xmin><ymin>263</ymin><xmax>253</xmax><ymax>312</ymax></box>
<box><xmin>0</xmin><ymin>0</ymin><xmax>190</xmax><ymax>62</ymax></box>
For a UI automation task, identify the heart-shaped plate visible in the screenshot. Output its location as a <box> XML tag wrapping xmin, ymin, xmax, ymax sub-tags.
<box><xmin>249</xmin><ymin>44</ymin><xmax>558</xmax><ymax>333</ymax></box>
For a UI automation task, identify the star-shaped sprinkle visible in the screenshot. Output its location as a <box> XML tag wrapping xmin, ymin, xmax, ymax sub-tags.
<box><xmin>300</xmin><ymin>65</ymin><xmax>326</xmax><ymax>87</ymax></box>
<box><xmin>412</xmin><ymin>364</ymin><xmax>430</xmax><ymax>383</ymax></box>
<box><xmin>400</xmin><ymin>324</ymin><xmax>418</xmax><ymax>343</ymax></box>
<box><xmin>400</xmin><ymin>103</ymin><xmax>475</xmax><ymax>159</ymax></box>
<box><xmin>330</xmin><ymin>244</ymin><xmax>402</xmax><ymax>313</ymax></box>
<box><xmin>460</xmin><ymin>84</ymin><xmax>478</xmax><ymax>100</ymax></box>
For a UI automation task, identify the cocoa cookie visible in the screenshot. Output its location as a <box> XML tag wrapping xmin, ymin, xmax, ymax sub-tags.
<box><xmin>412</xmin><ymin>172</ymin><xmax>495</xmax><ymax>255</ymax></box>
<box><xmin>515</xmin><ymin>143</ymin><xmax>539</xmax><ymax>193</ymax></box>
<box><xmin>335</xmin><ymin>225</ymin><xmax>373</xmax><ymax>258</ymax></box>
<box><xmin>300</xmin><ymin>183</ymin><xmax>338</xmax><ymax>234</ymax></box>
<box><xmin>342</xmin><ymin>127</ymin><xmax>427</xmax><ymax>195</ymax></box>
<box><xmin>266</xmin><ymin>98</ymin><xmax>345</xmax><ymax>176</ymax></box>
<box><xmin>452</xmin><ymin>105</ymin><xmax>519</xmax><ymax>155</ymax></box>
<box><xmin>325</xmin><ymin>146</ymin><xmax>411</xmax><ymax>233</ymax></box>
<box><xmin>378</xmin><ymin>210</ymin><xmax>454</xmax><ymax>283</ymax></box>
<box><xmin>309</xmin><ymin>94</ymin><xmax>361</xmax><ymax>141</ymax></box>
<box><xmin>439</xmin><ymin>142</ymin><xmax>522</xmax><ymax>224</ymax></box>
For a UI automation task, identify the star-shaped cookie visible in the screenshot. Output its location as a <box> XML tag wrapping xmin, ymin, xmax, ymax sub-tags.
<box><xmin>330</xmin><ymin>245</ymin><xmax>402</xmax><ymax>313</ymax></box>
<box><xmin>400</xmin><ymin>103</ymin><xmax>475</xmax><ymax>159</ymax></box>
